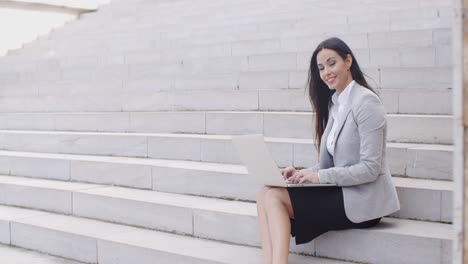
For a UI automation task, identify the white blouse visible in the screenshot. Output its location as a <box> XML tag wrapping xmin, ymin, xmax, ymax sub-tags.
<box><xmin>326</xmin><ymin>80</ymin><xmax>356</xmax><ymax>157</ymax></box>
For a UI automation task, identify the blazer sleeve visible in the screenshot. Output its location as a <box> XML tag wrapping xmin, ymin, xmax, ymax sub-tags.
<box><xmin>317</xmin><ymin>94</ymin><xmax>385</xmax><ymax>186</ymax></box>
<box><xmin>303</xmin><ymin>164</ymin><xmax>319</xmax><ymax>172</ymax></box>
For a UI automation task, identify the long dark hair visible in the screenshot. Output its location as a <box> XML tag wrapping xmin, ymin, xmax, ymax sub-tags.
<box><xmin>308</xmin><ymin>37</ymin><xmax>376</xmax><ymax>151</ymax></box>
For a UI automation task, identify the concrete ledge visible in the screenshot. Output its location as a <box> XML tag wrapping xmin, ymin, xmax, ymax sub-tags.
<box><xmin>0</xmin><ymin>111</ymin><xmax>453</xmax><ymax>144</ymax></box>
<box><xmin>0</xmin><ymin>171</ymin><xmax>453</xmax><ymax>226</ymax></box>
<box><xmin>0</xmin><ymin>206</ymin><xmax>348</xmax><ymax>264</ymax></box>
<box><xmin>0</xmin><ymin>204</ymin><xmax>451</xmax><ymax>264</ymax></box>
<box><xmin>0</xmin><ymin>130</ymin><xmax>454</xmax><ymax>180</ymax></box>
<box><xmin>0</xmin><ymin>0</ymin><xmax>108</xmax><ymax>12</ymax></box>
<box><xmin>0</xmin><ymin>175</ymin><xmax>104</xmax><ymax>214</ymax></box>
<box><xmin>0</xmin><ymin>244</ymin><xmax>84</xmax><ymax>264</ymax></box>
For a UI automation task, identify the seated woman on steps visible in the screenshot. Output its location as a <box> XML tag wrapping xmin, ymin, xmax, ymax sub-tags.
<box><xmin>255</xmin><ymin>37</ymin><xmax>400</xmax><ymax>264</ymax></box>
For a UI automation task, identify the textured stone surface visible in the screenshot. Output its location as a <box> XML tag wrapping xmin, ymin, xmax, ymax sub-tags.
<box><xmin>0</xmin><ymin>244</ymin><xmax>84</xmax><ymax>264</ymax></box>
<box><xmin>0</xmin><ymin>0</ymin><xmax>453</xmax><ymax>263</ymax></box>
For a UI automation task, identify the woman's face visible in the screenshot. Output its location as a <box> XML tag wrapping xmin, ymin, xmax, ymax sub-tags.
<box><xmin>316</xmin><ymin>48</ymin><xmax>353</xmax><ymax>93</ymax></box>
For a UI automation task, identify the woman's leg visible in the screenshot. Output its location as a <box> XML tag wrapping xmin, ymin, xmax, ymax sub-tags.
<box><xmin>264</xmin><ymin>188</ymin><xmax>294</xmax><ymax>264</ymax></box>
<box><xmin>256</xmin><ymin>186</ymin><xmax>274</xmax><ymax>264</ymax></box>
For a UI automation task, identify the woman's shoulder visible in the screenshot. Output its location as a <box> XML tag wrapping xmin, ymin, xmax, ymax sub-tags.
<box><xmin>351</xmin><ymin>84</ymin><xmax>386</xmax><ymax>118</ymax></box>
<box><xmin>351</xmin><ymin>84</ymin><xmax>383</xmax><ymax>108</ymax></box>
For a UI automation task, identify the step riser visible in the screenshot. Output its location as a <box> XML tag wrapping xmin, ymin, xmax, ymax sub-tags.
<box><xmin>153</xmin><ymin>167</ymin><xmax>259</xmax><ymax>202</ymax></box>
<box><xmin>73</xmin><ymin>192</ymin><xmax>260</xmax><ymax>246</ymax></box>
<box><xmin>393</xmin><ymin>187</ymin><xmax>451</xmax><ymax>222</ymax></box>
<box><xmin>0</xmin><ymin>134</ymin><xmax>453</xmax><ymax>180</ymax></box>
<box><xmin>0</xmin><ymin>113</ymin><xmax>453</xmax><ymax>144</ymax></box>
<box><xmin>11</xmin><ymin>223</ymin><xmax>97</xmax><ymax>264</ymax></box>
<box><xmin>387</xmin><ymin>115</ymin><xmax>452</xmax><ymax>144</ymax></box>
<box><xmin>73</xmin><ymin>160</ymin><xmax>153</xmax><ymax>189</ymax></box>
<box><xmin>0</xmin><ymin>89</ymin><xmax>453</xmax><ymax>115</ymax></box>
<box><xmin>74</xmin><ymin>192</ymin><xmax>195</xmax><ymax>235</ymax></box>
<box><xmin>315</xmin><ymin>229</ymin><xmax>452</xmax><ymax>264</ymax></box>
<box><xmin>388</xmin><ymin>145</ymin><xmax>452</xmax><ymax>181</ymax></box>
<box><xmin>0</xmin><ymin>183</ymin><xmax>73</xmax><ymax>214</ymax></box>
<box><xmin>0</xmin><ymin>220</ymin><xmax>10</xmax><ymax>244</ymax></box>
<box><xmin>0</xmin><ymin>243</ymin><xmax>85</xmax><ymax>264</ymax></box>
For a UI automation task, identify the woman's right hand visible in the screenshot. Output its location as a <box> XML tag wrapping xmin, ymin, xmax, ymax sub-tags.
<box><xmin>280</xmin><ymin>166</ymin><xmax>296</xmax><ymax>180</ymax></box>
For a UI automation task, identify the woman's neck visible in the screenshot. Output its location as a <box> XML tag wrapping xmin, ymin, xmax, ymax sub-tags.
<box><xmin>335</xmin><ymin>78</ymin><xmax>354</xmax><ymax>96</ymax></box>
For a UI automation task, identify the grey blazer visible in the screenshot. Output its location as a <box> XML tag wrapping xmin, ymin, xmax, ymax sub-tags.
<box><xmin>307</xmin><ymin>83</ymin><xmax>400</xmax><ymax>223</ymax></box>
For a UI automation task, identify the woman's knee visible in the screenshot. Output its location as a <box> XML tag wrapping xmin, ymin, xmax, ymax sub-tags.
<box><xmin>264</xmin><ymin>188</ymin><xmax>294</xmax><ymax>217</ymax></box>
<box><xmin>264</xmin><ymin>188</ymin><xmax>286</xmax><ymax>206</ymax></box>
<box><xmin>256</xmin><ymin>186</ymin><xmax>273</xmax><ymax>203</ymax></box>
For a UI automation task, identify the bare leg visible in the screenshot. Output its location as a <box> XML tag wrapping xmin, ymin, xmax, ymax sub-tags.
<box><xmin>256</xmin><ymin>186</ymin><xmax>274</xmax><ymax>264</ymax></box>
<box><xmin>264</xmin><ymin>188</ymin><xmax>294</xmax><ymax>264</ymax></box>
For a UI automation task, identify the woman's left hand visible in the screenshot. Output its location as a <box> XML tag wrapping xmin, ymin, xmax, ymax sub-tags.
<box><xmin>288</xmin><ymin>170</ymin><xmax>320</xmax><ymax>184</ymax></box>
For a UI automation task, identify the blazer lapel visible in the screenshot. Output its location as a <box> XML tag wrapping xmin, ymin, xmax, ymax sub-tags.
<box><xmin>319</xmin><ymin>113</ymin><xmax>335</xmax><ymax>168</ymax></box>
<box><xmin>332</xmin><ymin>83</ymin><xmax>359</xmax><ymax>153</ymax></box>
<box><xmin>332</xmin><ymin>107</ymin><xmax>351</xmax><ymax>146</ymax></box>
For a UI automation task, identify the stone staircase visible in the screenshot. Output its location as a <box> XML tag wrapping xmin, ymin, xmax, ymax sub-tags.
<box><xmin>0</xmin><ymin>0</ymin><xmax>453</xmax><ymax>263</ymax></box>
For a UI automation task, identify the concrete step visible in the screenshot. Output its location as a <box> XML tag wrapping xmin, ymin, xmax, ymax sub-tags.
<box><xmin>0</xmin><ymin>130</ymin><xmax>453</xmax><ymax>180</ymax></box>
<box><xmin>0</xmin><ymin>55</ymin><xmax>452</xmax><ymax>105</ymax></box>
<box><xmin>0</xmin><ymin>243</ymin><xmax>85</xmax><ymax>264</ymax></box>
<box><xmin>7</xmin><ymin>0</ymin><xmax>450</xmax><ymax>60</ymax></box>
<box><xmin>0</xmin><ymin>111</ymin><xmax>452</xmax><ymax>144</ymax></box>
<box><xmin>0</xmin><ymin>87</ymin><xmax>452</xmax><ymax>114</ymax></box>
<box><xmin>11</xmin><ymin>36</ymin><xmax>452</xmax><ymax>71</ymax></box>
<box><xmin>60</xmin><ymin>5</ymin><xmax>447</xmax><ymax>29</ymax></box>
<box><xmin>0</xmin><ymin>174</ymin><xmax>452</xmax><ymax>239</ymax></box>
<box><xmin>2</xmin><ymin>43</ymin><xmax>453</xmax><ymax>81</ymax></box>
<box><xmin>0</xmin><ymin>205</ymin><xmax>354</xmax><ymax>264</ymax></box>
<box><xmin>28</xmin><ymin>27</ymin><xmax>449</xmax><ymax>63</ymax></box>
<box><xmin>0</xmin><ymin>64</ymin><xmax>452</xmax><ymax>101</ymax></box>
<box><xmin>58</xmin><ymin>3</ymin><xmax>450</xmax><ymax>38</ymax></box>
<box><xmin>378</xmin><ymin>88</ymin><xmax>452</xmax><ymax>115</ymax></box>
<box><xmin>0</xmin><ymin>36</ymin><xmax>453</xmax><ymax>84</ymax></box>
<box><xmin>0</xmin><ymin>183</ymin><xmax>453</xmax><ymax>263</ymax></box>
<box><xmin>13</xmin><ymin>11</ymin><xmax>451</xmax><ymax>56</ymax></box>
<box><xmin>0</xmin><ymin>152</ymin><xmax>453</xmax><ymax>222</ymax></box>
<box><xmin>165</xmin><ymin>28</ymin><xmax>451</xmax><ymax>53</ymax></box>
<box><xmin>38</xmin><ymin>24</ymin><xmax>451</xmax><ymax>54</ymax></box>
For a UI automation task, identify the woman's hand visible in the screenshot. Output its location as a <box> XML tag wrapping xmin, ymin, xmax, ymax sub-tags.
<box><xmin>280</xmin><ymin>166</ymin><xmax>296</xmax><ymax>180</ymax></box>
<box><xmin>288</xmin><ymin>170</ymin><xmax>320</xmax><ymax>184</ymax></box>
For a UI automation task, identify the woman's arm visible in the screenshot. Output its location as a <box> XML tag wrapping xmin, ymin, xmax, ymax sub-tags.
<box><xmin>317</xmin><ymin>94</ymin><xmax>386</xmax><ymax>186</ymax></box>
<box><xmin>303</xmin><ymin>164</ymin><xmax>319</xmax><ymax>172</ymax></box>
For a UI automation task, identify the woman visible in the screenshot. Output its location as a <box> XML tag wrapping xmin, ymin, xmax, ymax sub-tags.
<box><xmin>255</xmin><ymin>37</ymin><xmax>400</xmax><ymax>264</ymax></box>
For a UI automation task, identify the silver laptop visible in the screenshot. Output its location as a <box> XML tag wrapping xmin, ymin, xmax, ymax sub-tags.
<box><xmin>232</xmin><ymin>134</ymin><xmax>336</xmax><ymax>188</ymax></box>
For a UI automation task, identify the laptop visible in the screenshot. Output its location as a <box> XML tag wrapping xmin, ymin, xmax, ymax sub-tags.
<box><xmin>231</xmin><ymin>134</ymin><xmax>336</xmax><ymax>188</ymax></box>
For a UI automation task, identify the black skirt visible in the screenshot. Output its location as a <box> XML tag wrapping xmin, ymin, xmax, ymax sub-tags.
<box><xmin>287</xmin><ymin>186</ymin><xmax>381</xmax><ymax>245</ymax></box>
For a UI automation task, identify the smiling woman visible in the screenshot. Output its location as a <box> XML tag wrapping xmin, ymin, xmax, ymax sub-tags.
<box><xmin>255</xmin><ymin>37</ymin><xmax>400</xmax><ymax>264</ymax></box>
<box><xmin>309</xmin><ymin>37</ymin><xmax>375</xmax><ymax>149</ymax></box>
